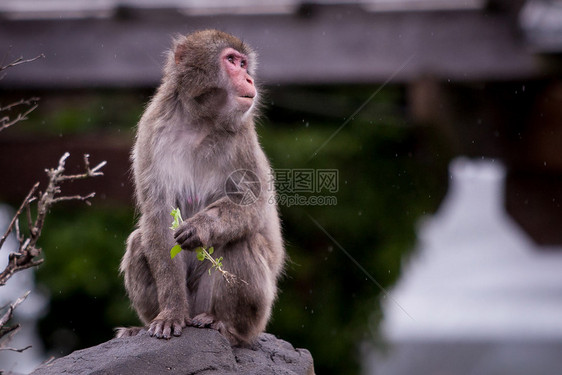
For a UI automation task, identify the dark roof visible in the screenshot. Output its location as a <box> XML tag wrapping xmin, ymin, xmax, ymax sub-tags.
<box><xmin>0</xmin><ymin>1</ymin><xmax>558</xmax><ymax>88</ymax></box>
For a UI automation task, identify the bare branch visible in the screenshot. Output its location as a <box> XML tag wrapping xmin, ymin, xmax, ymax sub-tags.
<box><xmin>0</xmin><ymin>182</ymin><xmax>39</xmax><ymax>250</ymax></box>
<box><xmin>0</xmin><ymin>292</ymin><xmax>30</xmax><ymax>328</ymax></box>
<box><xmin>0</xmin><ymin>52</ymin><xmax>108</xmax><ymax>352</ymax></box>
<box><xmin>89</xmin><ymin>160</ymin><xmax>107</xmax><ymax>175</ymax></box>
<box><xmin>0</xmin><ymin>102</ymin><xmax>39</xmax><ymax>133</ymax></box>
<box><xmin>0</xmin><ymin>54</ymin><xmax>44</xmax><ymax>73</ymax></box>
<box><xmin>52</xmin><ymin>192</ymin><xmax>96</xmax><ymax>204</ymax></box>
<box><xmin>0</xmin><ymin>324</ymin><xmax>19</xmax><ymax>344</ymax></box>
<box><xmin>0</xmin><ymin>153</ymin><xmax>105</xmax><ymax>286</ymax></box>
<box><xmin>0</xmin><ymin>345</ymin><xmax>32</xmax><ymax>353</ymax></box>
<box><xmin>0</xmin><ymin>324</ymin><xmax>19</xmax><ymax>341</ymax></box>
<box><xmin>0</xmin><ymin>251</ymin><xmax>45</xmax><ymax>286</ymax></box>
<box><xmin>0</xmin><ymin>97</ymin><xmax>40</xmax><ymax>112</ymax></box>
<box><xmin>58</xmin><ymin>154</ymin><xmax>107</xmax><ymax>181</ymax></box>
<box><xmin>0</xmin><ymin>54</ymin><xmax>43</xmax><ymax>133</ymax></box>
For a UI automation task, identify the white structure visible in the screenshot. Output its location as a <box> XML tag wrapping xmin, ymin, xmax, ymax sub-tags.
<box><xmin>367</xmin><ymin>158</ymin><xmax>562</xmax><ymax>374</ymax></box>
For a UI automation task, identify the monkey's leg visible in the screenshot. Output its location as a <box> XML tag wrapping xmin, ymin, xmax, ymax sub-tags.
<box><xmin>196</xmin><ymin>284</ymin><xmax>272</xmax><ymax>346</ymax></box>
<box><xmin>116</xmin><ymin>229</ymin><xmax>160</xmax><ymax>338</ymax></box>
<box><xmin>191</xmin><ymin>241</ymin><xmax>275</xmax><ymax>346</ymax></box>
<box><xmin>145</xmin><ymin>250</ymin><xmax>191</xmax><ymax>339</ymax></box>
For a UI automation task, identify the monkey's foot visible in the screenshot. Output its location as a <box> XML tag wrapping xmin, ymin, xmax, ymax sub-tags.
<box><xmin>114</xmin><ymin>326</ymin><xmax>143</xmax><ymax>338</ymax></box>
<box><xmin>148</xmin><ymin>318</ymin><xmax>185</xmax><ymax>339</ymax></box>
<box><xmin>189</xmin><ymin>312</ymin><xmax>217</xmax><ymax>328</ymax></box>
<box><xmin>189</xmin><ymin>314</ymin><xmax>246</xmax><ymax>347</ymax></box>
<box><xmin>148</xmin><ymin>311</ymin><xmax>189</xmax><ymax>339</ymax></box>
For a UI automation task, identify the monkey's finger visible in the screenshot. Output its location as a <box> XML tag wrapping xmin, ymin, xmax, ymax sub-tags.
<box><xmin>172</xmin><ymin>322</ymin><xmax>183</xmax><ymax>337</ymax></box>
<box><xmin>174</xmin><ymin>227</ymin><xmax>194</xmax><ymax>242</ymax></box>
<box><xmin>173</xmin><ymin>222</ymin><xmax>193</xmax><ymax>237</ymax></box>
<box><xmin>147</xmin><ymin>322</ymin><xmax>157</xmax><ymax>337</ymax></box>
<box><xmin>148</xmin><ymin>320</ymin><xmax>167</xmax><ymax>339</ymax></box>
<box><xmin>190</xmin><ymin>313</ymin><xmax>215</xmax><ymax>328</ymax></box>
<box><xmin>162</xmin><ymin>322</ymin><xmax>172</xmax><ymax>339</ymax></box>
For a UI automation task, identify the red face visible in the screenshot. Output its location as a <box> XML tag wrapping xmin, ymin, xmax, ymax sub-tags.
<box><xmin>221</xmin><ymin>48</ymin><xmax>256</xmax><ymax>111</ymax></box>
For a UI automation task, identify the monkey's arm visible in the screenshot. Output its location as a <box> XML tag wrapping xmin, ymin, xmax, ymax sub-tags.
<box><xmin>174</xmin><ymin>196</ymin><xmax>265</xmax><ymax>250</ymax></box>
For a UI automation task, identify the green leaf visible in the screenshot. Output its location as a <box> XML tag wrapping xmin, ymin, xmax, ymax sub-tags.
<box><xmin>208</xmin><ymin>247</ymin><xmax>214</xmax><ymax>255</ymax></box>
<box><xmin>169</xmin><ymin>208</ymin><xmax>183</xmax><ymax>230</ymax></box>
<box><xmin>170</xmin><ymin>245</ymin><xmax>182</xmax><ymax>259</ymax></box>
<box><xmin>169</xmin><ymin>209</ymin><xmax>185</xmax><ymax>258</ymax></box>
<box><xmin>195</xmin><ymin>247</ymin><xmax>205</xmax><ymax>261</ymax></box>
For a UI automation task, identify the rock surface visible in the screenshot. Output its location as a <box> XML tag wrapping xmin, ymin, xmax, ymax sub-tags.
<box><xmin>30</xmin><ymin>328</ymin><xmax>314</xmax><ymax>375</ymax></box>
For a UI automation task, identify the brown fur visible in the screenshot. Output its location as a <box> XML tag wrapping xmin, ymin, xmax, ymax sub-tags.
<box><xmin>116</xmin><ymin>30</ymin><xmax>284</xmax><ymax>346</ymax></box>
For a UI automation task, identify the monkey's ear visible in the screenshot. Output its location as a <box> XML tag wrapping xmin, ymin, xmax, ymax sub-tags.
<box><xmin>174</xmin><ymin>42</ymin><xmax>187</xmax><ymax>65</ymax></box>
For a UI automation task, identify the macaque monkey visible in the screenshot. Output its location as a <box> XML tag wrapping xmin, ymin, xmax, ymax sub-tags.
<box><xmin>116</xmin><ymin>30</ymin><xmax>285</xmax><ymax>346</ymax></box>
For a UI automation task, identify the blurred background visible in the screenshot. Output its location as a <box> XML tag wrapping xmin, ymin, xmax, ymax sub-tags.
<box><xmin>1</xmin><ymin>0</ymin><xmax>562</xmax><ymax>374</ymax></box>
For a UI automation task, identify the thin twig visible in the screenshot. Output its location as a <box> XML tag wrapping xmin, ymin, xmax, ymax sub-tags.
<box><xmin>0</xmin><ymin>345</ymin><xmax>32</xmax><ymax>353</ymax></box>
<box><xmin>0</xmin><ymin>324</ymin><xmax>19</xmax><ymax>340</ymax></box>
<box><xmin>0</xmin><ymin>324</ymin><xmax>19</xmax><ymax>344</ymax></box>
<box><xmin>0</xmin><ymin>292</ymin><xmax>30</xmax><ymax>328</ymax></box>
<box><xmin>0</xmin><ymin>97</ymin><xmax>40</xmax><ymax>112</ymax></box>
<box><xmin>58</xmin><ymin>156</ymin><xmax>107</xmax><ymax>181</ymax></box>
<box><xmin>15</xmin><ymin>218</ymin><xmax>23</xmax><ymax>245</ymax></box>
<box><xmin>52</xmin><ymin>192</ymin><xmax>96</xmax><ymax>205</ymax></box>
<box><xmin>0</xmin><ymin>54</ymin><xmax>43</xmax><ymax>133</ymax></box>
<box><xmin>0</xmin><ymin>103</ymin><xmax>39</xmax><ymax>132</ymax></box>
<box><xmin>0</xmin><ymin>183</ymin><xmax>39</xmax><ymax>250</ymax></box>
<box><xmin>199</xmin><ymin>248</ymin><xmax>248</xmax><ymax>285</ymax></box>
<box><xmin>0</xmin><ymin>54</ymin><xmax>44</xmax><ymax>72</ymax></box>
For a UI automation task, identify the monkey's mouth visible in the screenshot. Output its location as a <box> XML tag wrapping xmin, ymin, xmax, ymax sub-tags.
<box><xmin>237</xmin><ymin>95</ymin><xmax>255</xmax><ymax>107</ymax></box>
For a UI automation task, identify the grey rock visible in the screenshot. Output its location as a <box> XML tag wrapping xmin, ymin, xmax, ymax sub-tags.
<box><xmin>30</xmin><ymin>328</ymin><xmax>314</xmax><ymax>375</ymax></box>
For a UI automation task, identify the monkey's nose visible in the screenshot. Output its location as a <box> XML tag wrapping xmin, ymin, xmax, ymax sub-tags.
<box><xmin>245</xmin><ymin>74</ymin><xmax>254</xmax><ymax>86</ymax></box>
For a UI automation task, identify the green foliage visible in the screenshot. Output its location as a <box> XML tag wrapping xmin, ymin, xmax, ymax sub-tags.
<box><xmin>37</xmin><ymin>206</ymin><xmax>132</xmax><ymax>298</ymax></box>
<box><xmin>8</xmin><ymin>90</ymin><xmax>147</xmax><ymax>136</ymax></box>
<box><xmin>167</xmin><ymin>209</ymin><xmax>224</xmax><ymax>278</ymax></box>
<box><xmin>195</xmin><ymin>247</ymin><xmax>205</xmax><ymax>261</ymax></box>
<box><xmin>260</xmin><ymin>85</ymin><xmax>450</xmax><ymax>375</ymax></box>
<box><xmin>170</xmin><ymin>245</ymin><xmax>182</xmax><ymax>259</ymax></box>
<box><xmin>169</xmin><ymin>207</ymin><xmax>183</xmax><ymax>230</ymax></box>
<box><xmin>35</xmin><ymin>205</ymin><xmax>137</xmax><ymax>354</ymax></box>
<box><xmin>169</xmin><ymin>208</ymin><xmax>184</xmax><ymax>259</ymax></box>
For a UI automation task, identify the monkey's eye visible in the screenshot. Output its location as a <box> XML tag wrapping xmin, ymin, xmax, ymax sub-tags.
<box><xmin>241</xmin><ymin>60</ymin><xmax>247</xmax><ymax>68</ymax></box>
<box><xmin>227</xmin><ymin>55</ymin><xmax>235</xmax><ymax>64</ymax></box>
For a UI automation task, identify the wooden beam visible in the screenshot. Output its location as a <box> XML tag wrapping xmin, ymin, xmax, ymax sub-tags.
<box><xmin>0</xmin><ymin>5</ymin><xmax>547</xmax><ymax>88</ymax></box>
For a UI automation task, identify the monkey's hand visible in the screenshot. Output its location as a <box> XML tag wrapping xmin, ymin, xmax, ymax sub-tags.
<box><xmin>173</xmin><ymin>217</ymin><xmax>210</xmax><ymax>251</ymax></box>
<box><xmin>148</xmin><ymin>309</ymin><xmax>191</xmax><ymax>339</ymax></box>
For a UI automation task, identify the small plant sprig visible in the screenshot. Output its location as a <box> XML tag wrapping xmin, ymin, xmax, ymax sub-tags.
<box><xmin>169</xmin><ymin>207</ymin><xmax>184</xmax><ymax>259</ymax></box>
<box><xmin>169</xmin><ymin>208</ymin><xmax>245</xmax><ymax>284</ymax></box>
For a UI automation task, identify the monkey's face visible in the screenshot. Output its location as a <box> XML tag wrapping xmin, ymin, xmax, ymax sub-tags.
<box><xmin>220</xmin><ymin>47</ymin><xmax>257</xmax><ymax>114</ymax></box>
<box><xmin>170</xmin><ymin>30</ymin><xmax>259</xmax><ymax>125</ymax></box>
